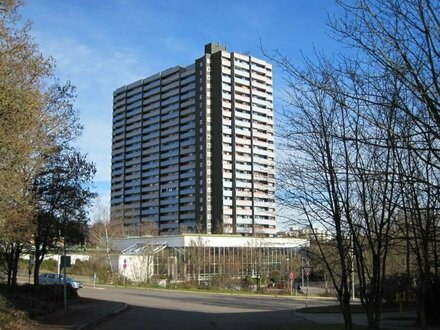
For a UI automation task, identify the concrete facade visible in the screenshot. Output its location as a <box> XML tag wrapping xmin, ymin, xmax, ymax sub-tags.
<box><xmin>111</xmin><ymin>43</ymin><xmax>275</xmax><ymax>236</ymax></box>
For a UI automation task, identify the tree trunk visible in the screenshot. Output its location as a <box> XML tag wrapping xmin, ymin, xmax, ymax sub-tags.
<box><xmin>33</xmin><ymin>247</ymin><xmax>42</xmax><ymax>290</ymax></box>
<box><xmin>341</xmin><ymin>294</ymin><xmax>353</xmax><ymax>330</ymax></box>
<box><xmin>6</xmin><ymin>244</ymin><xmax>13</xmax><ymax>286</ymax></box>
<box><xmin>364</xmin><ymin>302</ymin><xmax>381</xmax><ymax>330</ymax></box>
<box><xmin>11</xmin><ymin>246</ymin><xmax>20</xmax><ymax>286</ymax></box>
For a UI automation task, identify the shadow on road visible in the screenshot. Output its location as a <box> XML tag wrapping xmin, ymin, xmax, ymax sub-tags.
<box><xmin>94</xmin><ymin>304</ymin><xmax>312</xmax><ymax>330</ymax></box>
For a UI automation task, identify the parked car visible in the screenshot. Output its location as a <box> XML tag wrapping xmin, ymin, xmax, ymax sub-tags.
<box><xmin>39</xmin><ymin>273</ymin><xmax>83</xmax><ymax>289</ymax></box>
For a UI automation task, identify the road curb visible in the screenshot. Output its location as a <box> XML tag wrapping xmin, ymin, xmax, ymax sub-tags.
<box><xmin>76</xmin><ymin>303</ymin><xmax>129</xmax><ymax>330</ymax></box>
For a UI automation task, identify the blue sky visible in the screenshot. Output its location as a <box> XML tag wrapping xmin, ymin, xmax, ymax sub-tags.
<box><xmin>21</xmin><ymin>0</ymin><xmax>339</xmax><ymax>211</ymax></box>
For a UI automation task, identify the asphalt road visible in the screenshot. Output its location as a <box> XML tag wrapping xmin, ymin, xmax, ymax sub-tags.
<box><xmin>80</xmin><ymin>286</ymin><xmax>332</xmax><ymax>330</ymax></box>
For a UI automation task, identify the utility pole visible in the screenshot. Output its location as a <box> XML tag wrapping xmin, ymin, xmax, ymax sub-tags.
<box><xmin>351</xmin><ymin>239</ymin><xmax>355</xmax><ymax>301</ymax></box>
<box><xmin>301</xmin><ymin>258</ymin><xmax>304</xmax><ymax>289</ymax></box>
<box><xmin>352</xmin><ymin>249</ymin><xmax>355</xmax><ymax>301</ymax></box>
<box><xmin>63</xmin><ymin>227</ymin><xmax>67</xmax><ymax>313</ymax></box>
<box><xmin>62</xmin><ymin>213</ymin><xmax>68</xmax><ymax>314</ymax></box>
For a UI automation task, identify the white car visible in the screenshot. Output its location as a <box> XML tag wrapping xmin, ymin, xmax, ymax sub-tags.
<box><xmin>39</xmin><ymin>273</ymin><xmax>83</xmax><ymax>289</ymax></box>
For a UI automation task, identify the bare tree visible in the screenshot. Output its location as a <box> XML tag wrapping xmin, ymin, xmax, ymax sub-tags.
<box><xmin>186</xmin><ymin>236</ymin><xmax>206</xmax><ymax>284</ymax></box>
<box><xmin>393</xmin><ymin>130</ymin><xmax>440</xmax><ymax>326</ymax></box>
<box><xmin>330</xmin><ymin>0</ymin><xmax>440</xmax><ymax>139</ymax></box>
<box><xmin>264</xmin><ymin>1</ymin><xmax>439</xmax><ymax>328</ymax></box>
<box><xmin>89</xmin><ymin>199</ymin><xmax>125</xmax><ymax>253</ymax></box>
<box><xmin>273</xmin><ymin>62</ymin><xmax>356</xmax><ymax>329</ymax></box>
<box><xmin>89</xmin><ymin>199</ymin><xmax>125</xmax><ymax>275</ymax></box>
<box><xmin>266</xmin><ymin>53</ymin><xmax>403</xmax><ymax>329</ymax></box>
<box><xmin>328</xmin><ymin>1</ymin><xmax>440</xmax><ymax>327</ymax></box>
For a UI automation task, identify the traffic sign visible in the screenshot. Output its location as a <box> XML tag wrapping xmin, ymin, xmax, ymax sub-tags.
<box><xmin>303</xmin><ymin>266</ymin><xmax>312</xmax><ymax>277</ymax></box>
<box><xmin>289</xmin><ymin>272</ymin><xmax>295</xmax><ymax>280</ymax></box>
<box><xmin>60</xmin><ymin>256</ymin><xmax>71</xmax><ymax>268</ymax></box>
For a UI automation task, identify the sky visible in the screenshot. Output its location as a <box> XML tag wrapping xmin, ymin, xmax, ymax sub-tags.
<box><xmin>20</xmin><ymin>0</ymin><xmax>340</xmax><ymax>217</ymax></box>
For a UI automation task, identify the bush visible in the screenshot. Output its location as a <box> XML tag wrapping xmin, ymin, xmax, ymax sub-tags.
<box><xmin>70</xmin><ymin>259</ymin><xmax>92</xmax><ymax>275</ymax></box>
<box><xmin>269</xmin><ymin>270</ymin><xmax>281</xmax><ymax>285</ymax></box>
<box><xmin>382</xmin><ymin>273</ymin><xmax>415</xmax><ymax>304</ymax></box>
<box><xmin>242</xmin><ymin>275</ymin><xmax>255</xmax><ymax>291</ymax></box>
<box><xmin>18</xmin><ymin>258</ymin><xmax>30</xmax><ymax>270</ymax></box>
<box><xmin>423</xmin><ymin>276</ymin><xmax>440</xmax><ymax>325</ymax></box>
<box><xmin>210</xmin><ymin>274</ymin><xmax>236</xmax><ymax>289</ymax></box>
<box><xmin>40</xmin><ymin>259</ymin><xmax>57</xmax><ymax>272</ymax></box>
<box><xmin>175</xmin><ymin>281</ymin><xmax>198</xmax><ymax>290</ymax></box>
<box><xmin>70</xmin><ymin>257</ymin><xmax>113</xmax><ymax>283</ymax></box>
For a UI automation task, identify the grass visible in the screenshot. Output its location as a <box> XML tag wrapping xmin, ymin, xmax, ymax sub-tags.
<box><xmin>297</xmin><ymin>304</ymin><xmax>406</xmax><ymax>314</ymax></box>
<box><xmin>0</xmin><ymin>283</ymin><xmax>79</xmax><ymax>329</ymax></box>
<box><xmin>108</xmin><ymin>278</ymin><xmax>330</xmax><ymax>298</ymax></box>
<box><xmin>0</xmin><ymin>294</ymin><xmax>35</xmax><ymax>329</ymax></box>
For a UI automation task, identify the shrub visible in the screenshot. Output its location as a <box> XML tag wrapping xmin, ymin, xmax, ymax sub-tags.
<box><xmin>269</xmin><ymin>270</ymin><xmax>281</xmax><ymax>285</ymax></box>
<box><xmin>70</xmin><ymin>257</ymin><xmax>113</xmax><ymax>283</ymax></box>
<box><xmin>242</xmin><ymin>275</ymin><xmax>255</xmax><ymax>290</ymax></box>
<box><xmin>40</xmin><ymin>259</ymin><xmax>57</xmax><ymax>272</ymax></box>
<box><xmin>382</xmin><ymin>273</ymin><xmax>415</xmax><ymax>305</ymax></box>
<box><xmin>422</xmin><ymin>276</ymin><xmax>440</xmax><ymax>325</ymax></box>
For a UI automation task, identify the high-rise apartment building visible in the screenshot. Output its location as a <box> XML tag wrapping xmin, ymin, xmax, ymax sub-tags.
<box><xmin>111</xmin><ymin>43</ymin><xmax>275</xmax><ymax>236</ymax></box>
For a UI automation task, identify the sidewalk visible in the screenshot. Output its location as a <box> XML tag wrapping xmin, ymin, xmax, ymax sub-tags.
<box><xmin>295</xmin><ymin>309</ymin><xmax>420</xmax><ymax>329</ymax></box>
<box><xmin>35</xmin><ymin>297</ymin><xmax>127</xmax><ymax>329</ymax></box>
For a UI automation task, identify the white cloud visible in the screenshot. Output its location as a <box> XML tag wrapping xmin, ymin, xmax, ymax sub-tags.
<box><xmin>32</xmin><ymin>30</ymin><xmax>203</xmax><ymax>189</ymax></box>
<box><xmin>33</xmin><ymin>34</ymin><xmax>148</xmax><ymax>185</ymax></box>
